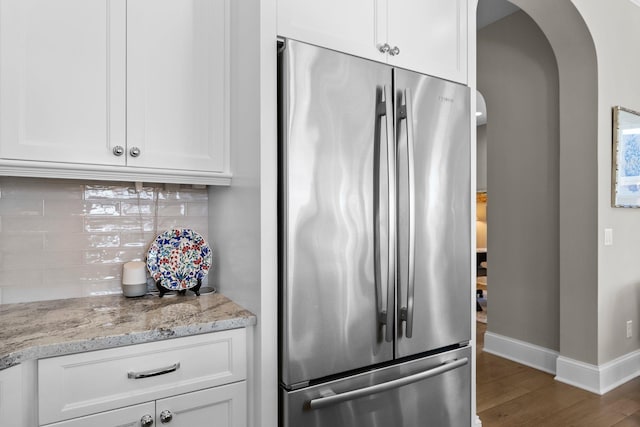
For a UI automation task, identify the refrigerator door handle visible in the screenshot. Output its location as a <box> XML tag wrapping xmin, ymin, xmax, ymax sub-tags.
<box><xmin>384</xmin><ymin>84</ymin><xmax>396</xmax><ymax>343</ymax></box>
<box><xmin>374</xmin><ymin>84</ymin><xmax>395</xmax><ymax>343</ymax></box>
<box><xmin>307</xmin><ymin>357</ymin><xmax>468</xmax><ymax>410</ymax></box>
<box><xmin>398</xmin><ymin>88</ymin><xmax>416</xmax><ymax>339</ymax></box>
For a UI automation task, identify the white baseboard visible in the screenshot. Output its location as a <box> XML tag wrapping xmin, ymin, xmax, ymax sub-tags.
<box><xmin>555</xmin><ymin>350</ymin><xmax>640</xmax><ymax>395</ymax></box>
<box><xmin>484</xmin><ymin>331</ymin><xmax>640</xmax><ymax>395</ymax></box>
<box><xmin>483</xmin><ymin>331</ymin><xmax>559</xmax><ymax>374</ymax></box>
<box><xmin>475</xmin><ymin>415</ymin><xmax>482</xmax><ymax>427</ymax></box>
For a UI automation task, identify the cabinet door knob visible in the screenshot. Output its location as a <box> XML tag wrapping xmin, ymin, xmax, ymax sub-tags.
<box><xmin>140</xmin><ymin>414</ymin><xmax>154</xmax><ymax>426</ymax></box>
<box><xmin>378</xmin><ymin>43</ymin><xmax>391</xmax><ymax>54</ymax></box>
<box><xmin>112</xmin><ymin>146</ymin><xmax>125</xmax><ymax>156</ymax></box>
<box><xmin>129</xmin><ymin>146</ymin><xmax>141</xmax><ymax>157</ymax></box>
<box><xmin>160</xmin><ymin>410</ymin><xmax>173</xmax><ymax>424</ymax></box>
<box><xmin>389</xmin><ymin>46</ymin><xmax>400</xmax><ymax>56</ymax></box>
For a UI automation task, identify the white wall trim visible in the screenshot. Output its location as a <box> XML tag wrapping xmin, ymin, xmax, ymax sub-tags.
<box><xmin>555</xmin><ymin>356</ymin><xmax>600</xmax><ymax>394</ymax></box>
<box><xmin>484</xmin><ymin>332</ymin><xmax>640</xmax><ymax>395</ymax></box>
<box><xmin>555</xmin><ymin>350</ymin><xmax>640</xmax><ymax>395</ymax></box>
<box><xmin>483</xmin><ymin>332</ymin><xmax>559</xmax><ymax>374</ymax></box>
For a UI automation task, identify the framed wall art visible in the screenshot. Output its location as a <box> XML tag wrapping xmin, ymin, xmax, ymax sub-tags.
<box><xmin>612</xmin><ymin>106</ymin><xmax>640</xmax><ymax>207</ymax></box>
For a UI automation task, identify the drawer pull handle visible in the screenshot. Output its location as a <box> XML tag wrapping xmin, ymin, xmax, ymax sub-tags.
<box><xmin>128</xmin><ymin>362</ymin><xmax>181</xmax><ymax>379</ymax></box>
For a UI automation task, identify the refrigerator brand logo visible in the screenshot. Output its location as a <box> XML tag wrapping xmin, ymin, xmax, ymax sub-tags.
<box><xmin>438</xmin><ymin>96</ymin><xmax>455</xmax><ymax>104</ymax></box>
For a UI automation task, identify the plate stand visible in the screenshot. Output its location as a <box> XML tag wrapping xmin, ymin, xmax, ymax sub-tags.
<box><xmin>155</xmin><ymin>279</ymin><xmax>202</xmax><ymax>297</ymax></box>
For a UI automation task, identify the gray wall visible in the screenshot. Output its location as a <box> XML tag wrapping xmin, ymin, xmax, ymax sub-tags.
<box><xmin>478</xmin><ymin>10</ymin><xmax>560</xmax><ymax>351</ymax></box>
<box><xmin>208</xmin><ymin>0</ymin><xmax>261</xmax><ymax>338</ymax></box>
<box><xmin>511</xmin><ymin>0</ymin><xmax>599</xmax><ymax>366</ymax></box>
<box><xmin>572</xmin><ymin>0</ymin><xmax>640</xmax><ymax>364</ymax></box>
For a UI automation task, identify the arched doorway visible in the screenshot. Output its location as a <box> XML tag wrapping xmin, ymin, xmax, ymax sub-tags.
<box><xmin>476</xmin><ymin>0</ymin><xmax>598</xmax><ymax>377</ymax></box>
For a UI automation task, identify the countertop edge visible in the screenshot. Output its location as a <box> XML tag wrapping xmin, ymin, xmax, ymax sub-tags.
<box><xmin>0</xmin><ymin>315</ymin><xmax>256</xmax><ymax>371</ymax></box>
<box><xmin>0</xmin><ymin>293</ymin><xmax>257</xmax><ymax>371</ymax></box>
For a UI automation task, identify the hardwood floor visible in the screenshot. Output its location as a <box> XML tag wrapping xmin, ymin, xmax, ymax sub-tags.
<box><xmin>476</xmin><ymin>322</ymin><xmax>640</xmax><ymax>426</ymax></box>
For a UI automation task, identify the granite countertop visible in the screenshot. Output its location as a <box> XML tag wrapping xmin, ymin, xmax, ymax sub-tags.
<box><xmin>0</xmin><ymin>293</ymin><xmax>256</xmax><ymax>371</ymax></box>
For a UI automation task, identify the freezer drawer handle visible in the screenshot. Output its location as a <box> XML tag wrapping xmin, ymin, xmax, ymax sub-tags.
<box><xmin>127</xmin><ymin>362</ymin><xmax>181</xmax><ymax>379</ymax></box>
<box><xmin>307</xmin><ymin>357</ymin><xmax>468</xmax><ymax>410</ymax></box>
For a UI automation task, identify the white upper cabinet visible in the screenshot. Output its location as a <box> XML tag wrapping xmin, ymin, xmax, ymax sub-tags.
<box><xmin>0</xmin><ymin>0</ymin><xmax>230</xmax><ymax>185</ymax></box>
<box><xmin>277</xmin><ymin>0</ymin><xmax>385</xmax><ymax>63</ymax></box>
<box><xmin>127</xmin><ymin>0</ymin><xmax>228</xmax><ymax>173</ymax></box>
<box><xmin>0</xmin><ymin>0</ymin><xmax>126</xmax><ymax>166</ymax></box>
<box><xmin>386</xmin><ymin>0</ymin><xmax>467</xmax><ymax>83</ymax></box>
<box><xmin>277</xmin><ymin>0</ymin><xmax>468</xmax><ymax>84</ymax></box>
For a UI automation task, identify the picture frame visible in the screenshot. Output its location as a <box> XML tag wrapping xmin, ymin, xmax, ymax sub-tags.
<box><xmin>612</xmin><ymin>106</ymin><xmax>640</xmax><ymax>207</ymax></box>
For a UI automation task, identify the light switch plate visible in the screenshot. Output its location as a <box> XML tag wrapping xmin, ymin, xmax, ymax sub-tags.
<box><xmin>604</xmin><ymin>228</ymin><xmax>613</xmax><ymax>246</ymax></box>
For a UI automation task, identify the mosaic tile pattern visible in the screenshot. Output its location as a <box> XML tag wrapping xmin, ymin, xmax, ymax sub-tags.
<box><xmin>0</xmin><ymin>177</ymin><xmax>210</xmax><ymax>304</ymax></box>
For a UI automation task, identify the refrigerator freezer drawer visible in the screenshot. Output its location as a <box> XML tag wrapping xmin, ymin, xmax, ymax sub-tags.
<box><xmin>281</xmin><ymin>346</ymin><xmax>471</xmax><ymax>427</ymax></box>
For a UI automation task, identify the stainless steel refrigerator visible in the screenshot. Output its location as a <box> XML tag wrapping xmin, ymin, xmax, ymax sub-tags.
<box><xmin>278</xmin><ymin>39</ymin><xmax>471</xmax><ymax>427</ymax></box>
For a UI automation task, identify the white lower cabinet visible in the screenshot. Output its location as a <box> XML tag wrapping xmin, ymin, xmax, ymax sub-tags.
<box><xmin>44</xmin><ymin>382</ymin><xmax>246</xmax><ymax>427</ymax></box>
<box><xmin>43</xmin><ymin>402</ymin><xmax>155</xmax><ymax>427</ymax></box>
<box><xmin>0</xmin><ymin>365</ymin><xmax>24</xmax><ymax>427</ymax></box>
<box><xmin>38</xmin><ymin>329</ymin><xmax>247</xmax><ymax>427</ymax></box>
<box><xmin>155</xmin><ymin>382</ymin><xmax>246</xmax><ymax>427</ymax></box>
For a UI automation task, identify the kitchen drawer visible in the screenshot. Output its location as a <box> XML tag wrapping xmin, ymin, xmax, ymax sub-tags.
<box><xmin>38</xmin><ymin>328</ymin><xmax>246</xmax><ymax>425</ymax></box>
<box><xmin>282</xmin><ymin>346</ymin><xmax>471</xmax><ymax>427</ymax></box>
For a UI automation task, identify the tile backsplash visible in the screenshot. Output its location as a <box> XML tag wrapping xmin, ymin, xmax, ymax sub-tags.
<box><xmin>0</xmin><ymin>177</ymin><xmax>209</xmax><ymax>304</ymax></box>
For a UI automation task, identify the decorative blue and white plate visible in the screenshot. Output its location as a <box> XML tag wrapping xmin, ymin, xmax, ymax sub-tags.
<box><xmin>146</xmin><ymin>228</ymin><xmax>212</xmax><ymax>291</ymax></box>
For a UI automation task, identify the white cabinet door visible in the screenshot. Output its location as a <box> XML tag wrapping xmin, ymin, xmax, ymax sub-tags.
<box><xmin>0</xmin><ymin>0</ymin><xmax>126</xmax><ymax>166</ymax></box>
<box><xmin>43</xmin><ymin>402</ymin><xmax>155</xmax><ymax>427</ymax></box>
<box><xmin>0</xmin><ymin>365</ymin><xmax>24</xmax><ymax>427</ymax></box>
<box><xmin>0</xmin><ymin>0</ymin><xmax>231</xmax><ymax>184</ymax></box>
<box><xmin>387</xmin><ymin>0</ymin><xmax>468</xmax><ymax>83</ymax></box>
<box><xmin>156</xmin><ymin>382</ymin><xmax>246</xmax><ymax>427</ymax></box>
<box><xmin>127</xmin><ymin>0</ymin><xmax>229</xmax><ymax>173</ymax></box>
<box><xmin>277</xmin><ymin>0</ymin><xmax>386</xmax><ymax>63</ymax></box>
<box><xmin>46</xmin><ymin>383</ymin><xmax>246</xmax><ymax>427</ymax></box>
<box><xmin>276</xmin><ymin>0</ymin><xmax>468</xmax><ymax>83</ymax></box>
